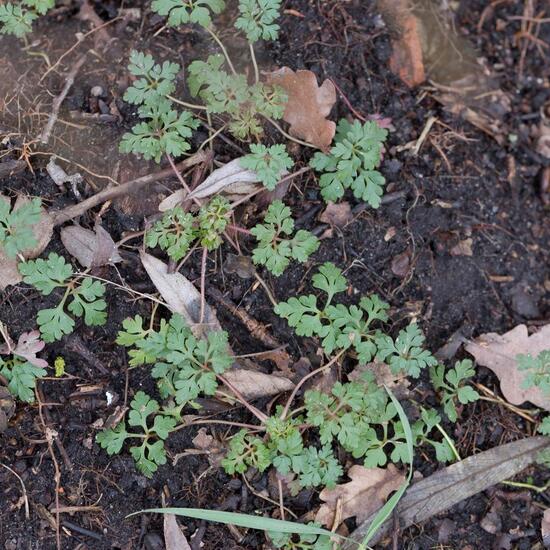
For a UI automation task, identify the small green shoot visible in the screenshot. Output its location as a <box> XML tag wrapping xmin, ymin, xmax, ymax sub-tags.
<box><xmin>0</xmin><ymin>354</ymin><xmax>46</xmax><ymax>403</ymax></box>
<box><xmin>240</xmin><ymin>144</ymin><xmax>294</xmax><ymax>190</ymax></box>
<box><xmin>145</xmin><ymin>207</ymin><xmax>196</xmax><ymax>261</ymax></box>
<box><xmin>0</xmin><ymin>197</ymin><xmax>42</xmax><ymax>258</ymax></box>
<box><xmin>19</xmin><ymin>253</ymin><xmax>107</xmax><ymax>342</ymax></box>
<box><xmin>310</xmin><ymin>119</ymin><xmax>388</xmax><ymax>207</ymax></box>
<box><xmin>96</xmin><ymin>391</ymin><xmax>177</xmax><ymax>477</ymax></box>
<box><xmin>124</xmin><ymin>50</ymin><xmax>180</xmax><ymax>106</ymax></box>
<box><xmin>151</xmin><ymin>0</ymin><xmax>225</xmax><ymax>28</ymax></box>
<box><xmin>251</xmin><ymin>200</ymin><xmax>319</xmax><ymax>276</ymax></box>
<box><xmin>430</xmin><ymin>359</ymin><xmax>480</xmax><ymax>422</ymax></box>
<box><xmin>119</xmin><ymin>99</ymin><xmax>198</xmax><ymax>163</ymax></box>
<box><xmin>235</xmin><ymin>0</ymin><xmax>282</xmax><ymax>42</ymax></box>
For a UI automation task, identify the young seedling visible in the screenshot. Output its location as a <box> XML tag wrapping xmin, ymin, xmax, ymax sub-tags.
<box><xmin>123</xmin><ymin>50</ymin><xmax>180</xmax><ymax>106</ymax></box>
<box><xmin>0</xmin><ymin>197</ymin><xmax>42</xmax><ymax>258</ymax></box>
<box><xmin>310</xmin><ymin>119</ymin><xmax>388</xmax><ymax>207</ymax></box>
<box><xmin>240</xmin><ymin>144</ymin><xmax>294</xmax><ymax>190</ymax></box>
<box><xmin>116</xmin><ymin>314</ymin><xmax>233</xmax><ymax>404</ymax></box>
<box><xmin>517</xmin><ymin>350</ymin><xmax>550</xmax><ymax>396</ymax></box>
<box><xmin>430</xmin><ymin>359</ymin><xmax>480</xmax><ymax>422</ymax></box>
<box><xmin>145</xmin><ymin>207</ymin><xmax>196</xmax><ymax>262</ymax></box>
<box><xmin>0</xmin><ymin>0</ymin><xmax>54</xmax><ymax>37</ymax></box>
<box><xmin>96</xmin><ymin>391</ymin><xmax>178</xmax><ymax>477</ymax></box>
<box><xmin>235</xmin><ymin>0</ymin><xmax>283</xmax><ymax>42</ymax></box>
<box><xmin>268</xmin><ymin>528</ymin><xmax>332</xmax><ymax>550</ymax></box>
<box><xmin>251</xmin><ymin>200</ymin><xmax>319</xmax><ymax>276</ymax></box>
<box><xmin>275</xmin><ymin>262</ymin><xmax>436</xmax><ymax>375</ymax></box>
<box><xmin>151</xmin><ymin>0</ymin><xmax>226</xmax><ymax>28</ymax></box>
<box><xmin>119</xmin><ymin>98</ymin><xmax>199</xmax><ymax>163</ymax></box>
<box><xmin>19</xmin><ymin>253</ymin><xmax>107</xmax><ymax>342</ymax></box>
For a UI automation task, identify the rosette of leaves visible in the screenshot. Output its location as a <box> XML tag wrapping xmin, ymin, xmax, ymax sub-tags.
<box><xmin>250</xmin><ymin>200</ymin><xmax>319</xmax><ymax>276</ymax></box>
<box><xmin>188</xmin><ymin>55</ymin><xmax>287</xmax><ymax>139</ymax></box>
<box><xmin>96</xmin><ymin>391</ymin><xmax>177</xmax><ymax>477</ymax></box>
<box><xmin>151</xmin><ymin>0</ymin><xmax>225</xmax><ymax>28</ymax></box>
<box><xmin>310</xmin><ymin>119</ymin><xmax>388</xmax><ymax>207</ymax></box>
<box><xmin>119</xmin><ymin>98</ymin><xmax>198</xmax><ymax>163</ymax></box>
<box><xmin>116</xmin><ymin>314</ymin><xmax>233</xmax><ymax>405</ymax></box>
<box><xmin>235</xmin><ymin>0</ymin><xmax>282</xmax><ymax>42</ymax></box>
<box><xmin>0</xmin><ymin>197</ymin><xmax>42</xmax><ymax>257</ymax></box>
<box><xmin>197</xmin><ymin>196</ymin><xmax>230</xmax><ymax>250</ymax></box>
<box><xmin>0</xmin><ymin>0</ymin><xmax>54</xmax><ymax>37</ymax></box>
<box><xmin>19</xmin><ymin>253</ymin><xmax>107</xmax><ymax>342</ymax></box>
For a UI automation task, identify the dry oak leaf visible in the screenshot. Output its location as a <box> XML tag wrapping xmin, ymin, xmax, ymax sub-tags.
<box><xmin>315</xmin><ymin>464</ymin><xmax>405</xmax><ymax>527</ymax></box>
<box><xmin>465</xmin><ymin>324</ymin><xmax>550</xmax><ymax>411</ymax></box>
<box><xmin>267</xmin><ymin>67</ymin><xmax>336</xmax><ymax>150</ymax></box>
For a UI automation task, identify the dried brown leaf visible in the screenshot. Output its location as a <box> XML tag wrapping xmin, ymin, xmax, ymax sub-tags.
<box><xmin>391</xmin><ymin>250</ymin><xmax>411</xmax><ymax>278</ymax></box>
<box><xmin>465</xmin><ymin>324</ymin><xmax>550</xmax><ymax>411</ymax></box>
<box><xmin>267</xmin><ymin>67</ymin><xmax>336</xmax><ymax>150</ymax></box>
<box><xmin>345</xmin><ymin>436</ymin><xmax>550</xmax><ymax>548</ymax></box>
<box><xmin>140</xmin><ymin>252</ymin><xmax>222</xmax><ymax>338</ymax></box>
<box><xmin>0</xmin><ymin>386</ymin><xmax>15</xmax><ymax>433</ymax></box>
<box><xmin>319</xmin><ymin>201</ymin><xmax>353</xmax><ymax>227</ymax></box>
<box><xmin>159</xmin><ymin>159</ymin><xmax>262</xmax><ymax>212</ymax></box>
<box><xmin>61</xmin><ymin>224</ymin><xmax>122</xmax><ymax>268</ymax></box>
<box><xmin>163</xmin><ymin>513</ymin><xmax>191</xmax><ymax>550</ymax></box>
<box><xmin>316</xmin><ymin>464</ymin><xmax>405</xmax><ymax>527</ymax></box>
<box><xmin>10</xmin><ymin>331</ymin><xmax>48</xmax><ymax>369</ymax></box>
<box><xmin>222</xmin><ymin>369</ymin><xmax>294</xmax><ymax>401</ymax></box>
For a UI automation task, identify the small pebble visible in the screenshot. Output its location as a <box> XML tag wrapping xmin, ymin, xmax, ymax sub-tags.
<box><xmin>90</xmin><ymin>85</ymin><xmax>104</xmax><ymax>97</ymax></box>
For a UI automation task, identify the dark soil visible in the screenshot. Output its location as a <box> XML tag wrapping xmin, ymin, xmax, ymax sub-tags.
<box><xmin>1</xmin><ymin>1</ymin><xmax>549</xmax><ymax>549</ymax></box>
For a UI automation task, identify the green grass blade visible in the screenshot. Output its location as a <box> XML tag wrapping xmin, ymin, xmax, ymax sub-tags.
<box><xmin>359</xmin><ymin>386</ymin><xmax>414</xmax><ymax>548</ymax></box>
<box><xmin>128</xmin><ymin>508</ymin><xmax>343</xmax><ymax>539</ymax></box>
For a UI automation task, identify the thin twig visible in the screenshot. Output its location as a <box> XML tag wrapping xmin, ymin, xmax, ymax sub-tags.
<box><xmin>0</xmin><ymin>463</ymin><xmax>29</xmax><ymax>519</ymax></box>
<box><xmin>51</xmin><ymin>151</ymin><xmax>208</xmax><ymax>226</ymax></box>
<box><xmin>40</xmin><ymin>55</ymin><xmax>87</xmax><ymax>144</ymax></box>
<box><xmin>206</xmin><ymin>27</ymin><xmax>237</xmax><ymax>74</ymax></box>
<box><xmin>263</xmin><ymin>117</ymin><xmax>317</xmax><ymax>148</ymax></box>
<box><xmin>217</xmin><ymin>374</ymin><xmax>267</xmax><ymax>422</ymax></box>
<box><xmin>249</xmin><ymin>43</ymin><xmax>260</xmax><ymax>83</ymax></box>
<box><xmin>36</xmin><ymin>386</ymin><xmax>62</xmax><ymax>550</ymax></box>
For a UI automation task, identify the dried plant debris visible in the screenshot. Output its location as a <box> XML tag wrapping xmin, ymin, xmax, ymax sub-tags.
<box><xmin>315</xmin><ymin>464</ymin><xmax>405</xmax><ymax>527</ymax></box>
<box><xmin>267</xmin><ymin>67</ymin><xmax>336</xmax><ymax>150</ymax></box>
<box><xmin>465</xmin><ymin>324</ymin><xmax>550</xmax><ymax>411</ymax></box>
<box><xmin>61</xmin><ymin>224</ymin><xmax>122</xmax><ymax>268</ymax></box>
<box><xmin>379</xmin><ymin>0</ymin><xmax>510</xmax><ymax>141</ymax></box>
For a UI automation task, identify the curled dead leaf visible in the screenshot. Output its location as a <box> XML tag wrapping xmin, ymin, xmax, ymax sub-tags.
<box><xmin>140</xmin><ymin>252</ymin><xmax>222</xmax><ymax>338</ymax></box>
<box><xmin>159</xmin><ymin>158</ymin><xmax>263</xmax><ymax>212</ymax></box>
<box><xmin>222</xmin><ymin>369</ymin><xmax>294</xmax><ymax>401</ymax></box>
<box><xmin>315</xmin><ymin>464</ymin><xmax>405</xmax><ymax>527</ymax></box>
<box><xmin>267</xmin><ymin>67</ymin><xmax>336</xmax><ymax>150</ymax></box>
<box><xmin>450</xmin><ymin>238</ymin><xmax>473</xmax><ymax>257</ymax></box>
<box><xmin>465</xmin><ymin>324</ymin><xmax>550</xmax><ymax>411</ymax></box>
